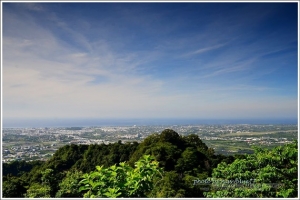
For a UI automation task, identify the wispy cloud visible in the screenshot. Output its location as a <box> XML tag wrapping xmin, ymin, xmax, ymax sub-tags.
<box><xmin>185</xmin><ymin>43</ymin><xmax>228</xmax><ymax>57</ymax></box>
<box><xmin>199</xmin><ymin>58</ymin><xmax>257</xmax><ymax>79</ymax></box>
<box><xmin>2</xmin><ymin>3</ymin><xmax>297</xmax><ymax>120</ymax></box>
<box><xmin>3</xmin><ymin>6</ymin><xmax>170</xmax><ymax>119</ymax></box>
<box><xmin>18</xmin><ymin>3</ymin><xmax>46</xmax><ymax>12</ymax></box>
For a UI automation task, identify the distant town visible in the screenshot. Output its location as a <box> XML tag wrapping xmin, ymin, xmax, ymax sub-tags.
<box><xmin>2</xmin><ymin>124</ymin><xmax>298</xmax><ymax>163</ymax></box>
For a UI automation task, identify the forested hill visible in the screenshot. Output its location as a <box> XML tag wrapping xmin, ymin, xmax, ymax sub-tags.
<box><xmin>2</xmin><ymin>129</ymin><xmax>298</xmax><ymax>198</ymax></box>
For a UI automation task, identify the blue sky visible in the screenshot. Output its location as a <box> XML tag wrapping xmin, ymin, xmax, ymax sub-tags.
<box><xmin>2</xmin><ymin>2</ymin><xmax>299</xmax><ymax>122</ymax></box>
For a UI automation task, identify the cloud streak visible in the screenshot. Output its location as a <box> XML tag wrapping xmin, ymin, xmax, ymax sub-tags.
<box><xmin>2</xmin><ymin>3</ymin><xmax>298</xmax><ymax>121</ymax></box>
<box><xmin>185</xmin><ymin>43</ymin><xmax>228</xmax><ymax>57</ymax></box>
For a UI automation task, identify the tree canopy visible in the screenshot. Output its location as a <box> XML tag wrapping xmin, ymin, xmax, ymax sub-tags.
<box><xmin>204</xmin><ymin>140</ymin><xmax>298</xmax><ymax>198</ymax></box>
<box><xmin>2</xmin><ymin>129</ymin><xmax>298</xmax><ymax>198</ymax></box>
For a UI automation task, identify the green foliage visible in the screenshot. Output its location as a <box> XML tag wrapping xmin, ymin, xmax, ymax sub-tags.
<box><xmin>3</xmin><ymin>129</ymin><xmax>296</xmax><ymax>198</ymax></box>
<box><xmin>126</xmin><ymin>129</ymin><xmax>217</xmax><ymax>197</ymax></box>
<box><xmin>3</xmin><ymin>160</ymin><xmax>44</xmax><ymax>177</ymax></box>
<box><xmin>78</xmin><ymin>155</ymin><xmax>163</xmax><ymax>197</ymax></box>
<box><xmin>129</xmin><ymin>130</ymin><xmax>212</xmax><ymax>173</ymax></box>
<box><xmin>183</xmin><ymin>173</ymin><xmax>207</xmax><ymax>197</ymax></box>
<box><xmin>148</xmin><ymin>171</ymin><xmax>185</xmax><ymax>197</ymax></box>
<box><xmin>44</xmin><ymin>144</ymin><xmax>89</xmax><ymax>172</ymax></box>
<box><xmin>25</xmin><ymin>168</ymin><xmax>58</xmax><ymax>198</ymax></box>
<box><xmin>149</xmin><ymin>171</ymin><xmax>208</xmax><ymax>197</ymax></box>
<box><xmin>128</xmin><ymin>133</ymin><xmax>160</xmax><ymax>166</ymax></box>
<box><xmin>175</xmin><ymin>147</ymin><xmax>205</xmax><ymax>173</ymax></box>
<box><xmin>159</xmin><ymin>129</ymin><xmax>183</xmax><ymax>147</ymax></box>
<box><xmin>55</xmin><ymin>170</ymin><xmax>84</xmax><ymax>197</ymax></box>
<box><xmin>2</xmin><ymin>175</ymin><xmax>27</xmax><ymax>197</ymax></box>
<box><xmin>182</xmin><ymin>134</ymin><xmax>209</xmax><ymax>152</ymax></box>
<box><xmin>25</xmin><ymin>183</ymin><xmax>51</xmax><ymax>198</ymax></box>
<box><xmin>204</xmin><ymin>140</ymin><xmax>298</xmax><ymax>198</ymax></box>
<box><xmin>151</xmin><ymin>142</ymin><xmax>182</xmax><ymax>170</ymax></box>
<box><xmin>69</xmin><ymin>142</ymin><xmax>138</xmax><ymax>172</ymax></box>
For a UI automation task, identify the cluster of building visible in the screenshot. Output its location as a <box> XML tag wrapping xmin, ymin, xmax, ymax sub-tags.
<box><xmin>3</xmin><ymin>144</ymin><xmax>57</xmax><ymax>163</ymax></box>
<box><xmin>2</xmin><ymin>124</ymin><xmax>297</xmax><ymax>162</ymax></box>
<box><xmin>200</xmin><ymin>135</ymin><xmax>290</xmax><ymax>144</ymax></box>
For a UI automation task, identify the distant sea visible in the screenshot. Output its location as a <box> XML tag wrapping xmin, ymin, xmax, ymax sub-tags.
<box><xmin>2</xmin><ymin>118</ymin><xmax>298</xmax><ymax>128</ymax></box>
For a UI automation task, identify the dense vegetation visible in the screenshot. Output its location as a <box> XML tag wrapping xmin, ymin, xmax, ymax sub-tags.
<box><xmin>2</xmin><ymin>129</ymin><xmax>298</xmax><ymax>198</ymax></box>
